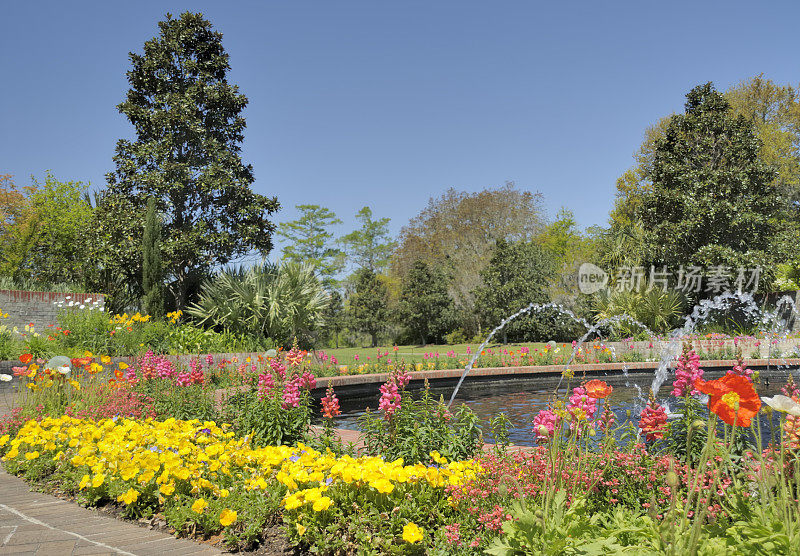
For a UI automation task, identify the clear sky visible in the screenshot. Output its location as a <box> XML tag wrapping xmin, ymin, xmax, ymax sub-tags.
<box><xmin>2</xmin><ymin>1</ymin><xmax>799</xmax><ymax>249</ymax></box>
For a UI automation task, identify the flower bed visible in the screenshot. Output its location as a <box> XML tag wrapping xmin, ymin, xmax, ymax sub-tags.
<box><xmin>1</xmin><ymin>415</ymin><xmax>479</xmax><ymax>551</ymax></box>
<box><xmin>2</xmin><ymin>344</ymin><xmax>800</xmax><ymax>553</ymax></box>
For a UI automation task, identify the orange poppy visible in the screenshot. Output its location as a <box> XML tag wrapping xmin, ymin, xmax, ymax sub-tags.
<box><xmin>584</xmin><ymin>379</ymin><xmax>613</xmax><ymax>399</ymax></box>
<box><xmin>19</xmin><ymin>353</ymin><xmax>33</xmax><ymax>364</ymax></box>
<box><xmin>694</xmin><ymin>374</ymin><xmax>761</xmax><ymax>427</ymax></box>
<box><xmin>114</xmin><ymin>369</ymin><xmax>124</xmax><ymax>379</ymax></box>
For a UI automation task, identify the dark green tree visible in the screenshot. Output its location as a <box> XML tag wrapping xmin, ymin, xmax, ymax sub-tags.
<box><xmin>473</xmin><ymin>239</ymin><xmax>556</xmax><ymax>343</ymax></box>
<box><xmin>347</xmin><ymin>268</ymin><xmax>389</xmax><ymax>347</ymax></box>
<box><xmin>141</xmin><ymin>197</ymin><xmax>164</xmax><ymax>317</ymax></box>
<box><xmin>321</xmin><ymin>290</ymin><xmax>346</xmax><ymax>348</ymax></box>
<box><xmin>100</xmin><ymin>12</ymin><xmax>279</xmax><ymax>310</ymax></box>
<box><xmin>636</xmin><ymin>83</ymin><xmax>782</xmax><ymax>287</ymax></box>
<box><xmin>398</xmin><ymin>260</ymin><xmax>454</xmax><ymax>345</ymax></box>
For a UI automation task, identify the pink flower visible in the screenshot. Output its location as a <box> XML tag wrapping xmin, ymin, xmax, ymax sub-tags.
<box><xmin>282</xmin><ymin>377</ymin><xmax>302</xmax><ymax>409</ymax></box>
<box><xmin>567</xmin><ymin>386</ymin><xmax>597</xmax><ymax>421</ymax></box>
<box><xmin>532</xmin><ymin>409</ymin><xmax>558</xmax><ymax>442</ymax></box>
<box><xmin>672</xmin><ymin>349</ymin><xmax>703</xmax><ymax>396</ymax></box>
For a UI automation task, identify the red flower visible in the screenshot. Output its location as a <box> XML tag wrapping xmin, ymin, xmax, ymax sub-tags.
<box><xmin>584</xmin><ymin>379</ymin><xmax>613</xmax><ymax>399</ymax></box>
<box><xmin>19</xmin><ymin>354</ymin><xmax>32</xmax><ymax>364</ymax></box>
<box><xmin>694</xmin><ymin>374</ymin><xmax>761</xmax><ymax>427</ymax></box>
<box><xmin>639</xmin><ymin>399</ymin><xmax>668</xmax><ymax>441</ymax></box>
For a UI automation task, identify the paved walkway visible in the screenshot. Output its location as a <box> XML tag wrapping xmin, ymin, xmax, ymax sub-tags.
<box><xmin>0</xmin><ymin>392</ymin><xmax>223</xmax><ymax>555</ymax></box>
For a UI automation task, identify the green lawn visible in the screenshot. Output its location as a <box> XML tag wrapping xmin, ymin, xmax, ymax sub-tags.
<box><xmin>313</xmin><ymin>341</ymin><xmax>551</xmax><ymax>366</ymax></box>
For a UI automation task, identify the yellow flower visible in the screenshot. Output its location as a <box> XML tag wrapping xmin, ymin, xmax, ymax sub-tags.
<box><xmin>101</xmin><ymin>355</ymin><xmax>111</xmax><ymax>364</ymax></box>
<box><xmin>25</xmin><ymin>451</ymin><xmax>39</xmax><ymax>460</ymax></box>
<box><xmin>283</xmin><ymin>494</ymin><xmax>302</xmax><ymax>510</ymax></box>
<box><xmin>296</xmin><ymin>523</ymin><xmax>306</xmax><ymax>536</ymax></box>
<box><xmin>117</xmin><ymin>488</ymin><xmax>139</xmax><ymax>505</ymax></box>
<box><xmin>0</xmin><ymin>434</ymin><xmax>9</xmax><ymax>447</ymax></box>
<box><xmin>118</xmin><ymin>362</ymin><xmax>129</xmax><ymax>370</ymax></box>
<box><xmin>312</xmin><ymin>497</ymin><xmax>332</xmax><ymax>512</ymax></box>
<box><xmin>70</xmin><ymin>380</ymin><xmax>81</xmax><ymax>391</ymax></box>
<box><xmin>159</xmin><ymin>483</ymin><xmax>175</xmax><ymax>496</ymax></box>
<box><xmin>219</xmin><ymin>509</ymin><xmax>237</xmax><ymax>526</ymax></box>
<box><xmin>191</xmin><ymin>498</ymin><xmax>208</xmax><ymax>513</ymax></box>
<box><xmin>402</xmin><ymin>522</ymin><xmax>423</xmax><ymax>543</ymax></box>
<box><xmin>79</xmin><ymin>475</ymin><xmax>90</xmax><ymax>490</ymax></box>
<box><xmin>92</xmin><ymin>474</ymin><xmax>105</xmax><ymax>488</ymax></box>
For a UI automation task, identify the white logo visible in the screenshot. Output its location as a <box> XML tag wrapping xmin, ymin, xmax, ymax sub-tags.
<box><xmin>578</xmin><ymin>263</ymin><xmax>608</xmax><ymax>294</ymax></box>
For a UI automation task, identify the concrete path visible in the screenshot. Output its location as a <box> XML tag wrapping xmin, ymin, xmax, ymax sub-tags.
<box><xmin>0</xmin><ymin>466</ymin><xmax>223</xmax><ymax>556</ymax></box>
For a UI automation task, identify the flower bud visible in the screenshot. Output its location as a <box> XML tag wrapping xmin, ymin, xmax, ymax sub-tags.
<box><xmin>665</xmin><ymin>470</ymin><xmax>679</xmax><ymax>488</ymax></box>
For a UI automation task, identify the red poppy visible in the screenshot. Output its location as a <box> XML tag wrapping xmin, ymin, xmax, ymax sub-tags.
<box><xmin>71</xmin><ymin>357</ymin><xmax>92</xmax><ymax>369</ymax></box>
<box><xmin>19</xmin><ymin>353</ymin><xmax>33</xmax><ymax>364</ymax></box>
<box><xmin>584</xmin><ymin>379</ymin><xmax>613</xmax><ymax>399</ymax></box>
<box><xmin>694</xmin><ymin>374</ymin><xmax>761</xmax><ymax>427</ymax></box>
<box><xmin>114</xmin><ymin>369</ymin><xmax>124</xmax><ymax>379</ymax></box>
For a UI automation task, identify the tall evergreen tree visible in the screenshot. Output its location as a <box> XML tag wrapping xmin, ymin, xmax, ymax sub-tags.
<box><xmin>99</xmin><ymin>12</ymin><xmax>279</xmax><ymax>310</ymax></box>
<box><xmin>637</xmin><ymin>83</ymin><xmax>781</xmax><ymax>286</ymax></box>
<box><xmin>141</xmin><ymin>197</ymin><xmax>164</xmax><ymax>317</ymax></box>
<box><xmin>347</xmin><ymin>268</ymin><xmax>389</xmax><ymax>347</ymax></box>
<box><xmin>474</xmin><ymin>239</ymin><xmax>556</xmax><ymax>343</ymax></box>
<box><xmin>398</xmin><ymin>260</ymin><xmax>454</xmax><ymax>345</ymax></box>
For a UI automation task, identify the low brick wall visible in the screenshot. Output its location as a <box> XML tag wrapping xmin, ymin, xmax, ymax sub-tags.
<box><xmin>0</xmin><ymin>290</ymin><xmax>104</xmax><ymax>333</ymax></box>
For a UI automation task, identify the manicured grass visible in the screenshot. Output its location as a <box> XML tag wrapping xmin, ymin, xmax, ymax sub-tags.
<box><xmin>313</xmin><ymin>341</ymin><xmax>551</xmax><ymax>365</ymax></box>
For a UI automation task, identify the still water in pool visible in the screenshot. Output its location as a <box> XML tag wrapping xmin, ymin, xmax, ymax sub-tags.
<box><xmin>322</xmin><ymin>367</ymin><xmax>799</xmax><ymax>447</ymax></box>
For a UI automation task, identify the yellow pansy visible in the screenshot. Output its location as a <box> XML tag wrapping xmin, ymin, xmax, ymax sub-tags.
<box><xmin>219</xmin><ymin>509</ymin><xmax>237</xmax><ymax>526</ymax></box>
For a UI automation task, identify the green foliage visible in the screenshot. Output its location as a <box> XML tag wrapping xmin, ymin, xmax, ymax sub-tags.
<box><xmin>141</xmin><ymin>197</ymin><xmax>164</xmax><ymax>317</ymax></box>
<box><xmin>473</xmin><ymin>239</ymin><xmax>557</xmax><ymax>343</ymax></box>
<box><xmin>347</xmin><ymin>268</ymin><xmax>390</xmax><ymax>347</ymax></box>
<box><xmin>339</xmin><ymin>206</ymin><xmax>396</xmax><ymax>274</ymax></box>
<box><xmin>662</xmin><ymin>397</ymin><xmax>708</xmax><ymax>464</ymax></box>
<box><xmin>359</xmin><ymin>382</ymin><xmax>482</xmax><ymax>464</ymax></box>
<box><xmin>224</xmin><ymin>389</ymin><xmax>311</xmax><ymax>447</ymax></box>
<box><xmin>486</xmin><ymin>492</ymin><xmax>662</xmax><ymax>555</ymax></box>
<box><xmin>636</xmin><ymin>83</ymin><xmax>782</xmax><ymax>285</ymax></box>
<box><xmin>592</xmin><ymin>286</ymin><xmax>685</xmax><ymax>338</ymax></box>
<box><xmin>163</xmin><ymin>323</ymin><xmax>267</xmax><ymax>355</ymax></box>
<box><xmin>393</xmin><ymin>183</ymin><xmax>546</xmax><ymax>336</ymax></box>
<box><xmin>100</xmin><ymin>12</ymin><xmax>279</xmax><ymax>310</ymax></box>
<box><xmin>320</xmin><ymin>290</ymin><xmax>346</xmax><ymax>348</ymax></box>
<box><xmin>398</xmin><ymin>260</ymin><xmax>455</xmax><ymax>345</ymax></box>
<box><xmin>187</xmin><ymin>261</ymin><xmax>328</xmax><ymax>348</ymax></box>
<box><xmin>136</xmin><ymin>380</ymin><xmax>216</xmax><ymax>422</ymax></box>
<box><xmin>276</xmin><ymin>204</ymin><xmax>344</xmax><ymax>287</ymax></box>
<box><xmin>0</xmin><ymin>173</ymin><xmax>93</xmax><ymax>286</ymax></box>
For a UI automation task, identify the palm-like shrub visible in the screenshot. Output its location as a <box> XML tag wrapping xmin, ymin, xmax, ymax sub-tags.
<box><xmin>592</xmin><ymin>286</ymin><xmax>685</xmax><ymax>338</ymax></box>
<box><xmin>187</xmin><ymin>261</ymin><xmax>328</xmax><ymax>346</ymax></box>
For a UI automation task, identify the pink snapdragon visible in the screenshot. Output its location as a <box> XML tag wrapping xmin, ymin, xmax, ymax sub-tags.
<box><xmin>257</xmin><ymin>372</ymin><xmax>275</xmax><ymax>400</ymax></box>
<box><xmin>282</xmin><ymin>376</ymin><xmax>302</xmax><ymax>409</ymax></box>
<box><xmin>672</xmin><ymin>349</ymin><xmax>703</xmax><ymax>396</ymax></box>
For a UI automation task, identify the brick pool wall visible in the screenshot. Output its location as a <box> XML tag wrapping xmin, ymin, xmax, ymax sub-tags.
<box><xmin>0</xmin><ymin>290</ymin><xmax>105</xmax><ymax>334</ymax></box>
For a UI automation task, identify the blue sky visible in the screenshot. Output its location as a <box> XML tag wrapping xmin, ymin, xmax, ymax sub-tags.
<box><xmin>2</xmin><ymin>1</ymin><xmax>799</xmax><ymax>251</ymax></box>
